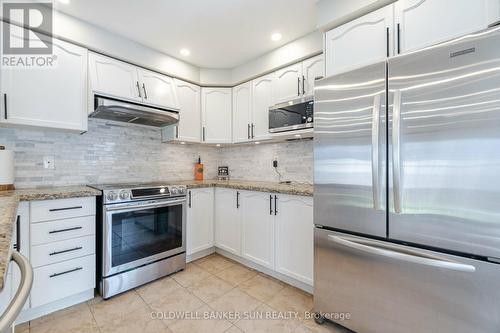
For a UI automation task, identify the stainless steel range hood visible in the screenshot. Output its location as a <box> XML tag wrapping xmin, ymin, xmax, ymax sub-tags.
<box><xmin>89</xmin><ymin>96</ymin><xmax>179</xmax><ymax>127</ymax></box>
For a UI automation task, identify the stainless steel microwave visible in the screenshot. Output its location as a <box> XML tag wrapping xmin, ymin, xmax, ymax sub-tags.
<box><xmin>268</xmin><ymin>96</ymin><xmax>313</xmax><ymax>133</ymax></box>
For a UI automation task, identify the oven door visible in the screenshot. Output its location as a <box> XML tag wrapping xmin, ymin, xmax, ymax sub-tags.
<box><xmin>103</xmin><ymin>197</ymin><xmax>186</xmax><ymax>277</ymax></box>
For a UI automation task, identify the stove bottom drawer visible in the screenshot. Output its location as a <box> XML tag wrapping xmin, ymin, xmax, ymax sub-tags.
<box><xmin>31</xmin><ymin>254</ymin><xmax>95</xmax><ymax>308</ymax></box>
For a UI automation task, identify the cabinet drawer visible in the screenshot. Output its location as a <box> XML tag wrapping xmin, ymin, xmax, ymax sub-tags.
<box><xmin>31</xmin><ymin>197</ymin><xmax>95</xmax><ymax>223</ymax></box>
<box><xmin>31</xmin><ymin>255</ymin><xmax>95</xmax><ymax>308</ymax></box>
<box><xmin>31</xmin><ymin>235</ymin><xmax>95</xmax><ymax>268</ymax></box>
<box><xmin>31</xmin><ymin>216</ymin><xmax>95</xmax><ymax>246</ymax></box>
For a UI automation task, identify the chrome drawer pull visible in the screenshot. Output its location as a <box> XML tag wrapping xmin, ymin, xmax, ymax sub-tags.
<box><xmin>49</xmin><ymin>206</ymin><xmax>83</xmax><ymax>212</ymax></box>
<box><xmin>49</xmin><ymin>267</ymin><xmax>83</xmax><ymax>278</ymax></box>
<box><xmin>49</xmin><ymin>226</ymin><xmax>83</xmax><ymax>234</ymax></box>
<box><xmin>49</xmin><ymin>247</ymin><xmax>83</xmax><ymax>256</ymax></box>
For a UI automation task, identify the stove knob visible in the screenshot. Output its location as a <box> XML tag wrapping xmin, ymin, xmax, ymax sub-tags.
<box><xmin>106</xmin><ymin>191</ymin><xmax>118</xmax><ymax>201</ymax></box>
<box><xmin>307</xmin><ymin>117</ymin><xmax>313</xmax><ymax>123</ymax></box>
<box><xmin>178</xmin><ymin>187</ymin><xmax>186</xmax><ymax>194</ymax></box>
<box><xmin>171</xmin><ymin>187</ymin><xmax>179</xmax><ymax>195</ymax></box>
<box><xmin>119</xmin><ymin>190</ymin><xmax>130</xmax><ymax>200</ymax></box>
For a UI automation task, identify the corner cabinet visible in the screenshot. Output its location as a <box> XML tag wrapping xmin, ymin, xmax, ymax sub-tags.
<box><xmin>186</xmin><ymin>188</ymin><xmax>215</xmax><ymax>255</ymax></box>
<box><xmin>275</xmin><ymin>195</ymin><xmax>313</xmax><ymax>285</ymax></box>
<box><xmin>201</xmin><ymin>88</ymin><xmax>232</xmax><ymax>144</ymax></box>
<box><xmin>395</xmin><ymin>0</ymin><xmax>500</xmax><ymax>54</ymax></box>
<box><xmin>215</xmin><ymin>188</ymin><xmax>242</xmax><ymax>255</ymax></box>
<box><xmin>325</xmin><ymin>5</ymin><xmax>394</xmax><ymax>77</ymax></box>
<box><xmin>0</xmin><ymin>23</ymin><xmax>88</xmax><ymax>131</ymax></box>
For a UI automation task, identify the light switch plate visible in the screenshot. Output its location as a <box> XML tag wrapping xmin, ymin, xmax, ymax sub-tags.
<box><xmin>43</xmin><ymin>155</ymin><xmax>55</xmax><ymax>169</ymax></box>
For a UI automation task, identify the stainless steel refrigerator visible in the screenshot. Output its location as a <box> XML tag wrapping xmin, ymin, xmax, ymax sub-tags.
<box><xmin>314</xmin><ymin>26</ymin><xmax>500</xmax><ymax>333</ymax></box>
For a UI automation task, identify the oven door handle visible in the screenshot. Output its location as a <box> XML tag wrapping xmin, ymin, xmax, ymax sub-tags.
<box><xmin>104</xmin><ymin>198</ymin><xmax>186</xmax><ymax>212</ymax></box>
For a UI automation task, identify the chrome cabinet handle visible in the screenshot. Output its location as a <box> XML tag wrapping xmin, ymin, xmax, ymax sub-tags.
<box><xmin>49</xmin><ymin>226</ymin><xmax>82</xmax><ymax>234</ymax></box>
<box><xmin>251</xmin><ymin>123</ymin><xmax>255</xmax><ymax>139</ymax></box>
<box><xmin>397</xmin><ymin>23</ymin><xmax>401</xmax><ymax>54</ymax></box>
<box><xmin>202</xmin><ymin>127</ymin><xmax>206</xmax><ymax>141</ymax></box>
<box><xmin>371</xmin><ymin>94</ymin><xmax>382</xmax><ymax>211</ymax></box>
<box><xmin>328</xmin><ymin>235</ymin><xmax>476</xmax><ymax>272</ymax></box>
<box><xmin>49</xmin><ymin>206</ymin><xmax>82</xmax><ymax>212</ymax></box>
<box><xmin>392</xmin><ymin>90</ymin><xmax>402</xmax><ymax>213</ymax></box>
<box><xmin>136</xmin><ymin>81</ymin><xmax>142</xmax><ymax>98</ymax></box>
<box><xmin>297</xmin><ymin>77</ymin><xmax>300</xmax><ymax>96</ymax></box>
<box><xmin>274</xmin><ymin>195</ymin><xmax>277</xmax><ymax>215</ymax></box>
<box><xmin>236</xmin><ymin>191</ymin><xmax>240</xmax><ymax>209</ymax></box>
<box><xmin>3</xmin><ymin>93</ymin><xmax>7</xmax><ymax>120</ymax></box>
<box><xmin>248</xmin><ymin>124</ymin><xmax>251</xmax><ymax>139</ymax></box>
<box><xmin>386</xmin><ymin>27</ymin><xmax>390</xmax><ymax>57</ymax></box>
<box><xmin>269</xmin><ymin>195</ymin><xmax>273</xmax><ymax>215</ymax></box>
<box><xmin>49</xmin><ymin>246</ymin><xmax>83</xmax><ymax>256</ymax></box>
<box><xmin>302</xmin><ymin>75</ymin><xmax>305</xmax><ymax>95</ymax></box>
<box><xmin>188</xmin><ymin>191</ymin><xmax>192</xmax><ymax>208</ymax></box>
<box><xmin>142</xmin><ymin>83</ymin><xmax>148</xmax><ymax>99</ymax></box>
<box><xmin>176</xmin><ymin>125</ymin><xmax>179</xmax><ymax>139</ymax></box>
<box><xmin>49</xmin><ymin>267</ymin><xmax>83</xmax><ymax>278</ymax></box>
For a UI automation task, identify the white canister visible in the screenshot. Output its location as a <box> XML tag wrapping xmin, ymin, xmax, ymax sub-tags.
<box><xmin>0</xmin><ymin>147</ymin><xmax>14</xmax><ymax>186</ymax></box>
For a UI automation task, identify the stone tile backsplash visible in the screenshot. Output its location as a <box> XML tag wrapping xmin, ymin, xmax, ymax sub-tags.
<box><xmin>0</xmin><ymin>119</ymin><xmax>313</xmax><ymax>188</ymax></box>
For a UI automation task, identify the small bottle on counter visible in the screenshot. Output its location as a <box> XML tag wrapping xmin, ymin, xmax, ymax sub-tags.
<box><xmin>195</xmin><ymin>156</ymin><xmax>204</xmax><ymax>181</ymax></box>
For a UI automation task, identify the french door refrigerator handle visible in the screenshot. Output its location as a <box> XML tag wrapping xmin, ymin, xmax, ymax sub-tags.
<box><xmin>371</xmin><ymin>94</ymin><xmax>382</xmax><ymax>211</ymax></box>
<box><xmin>392</xmin><ymin>90</ymin><xmax>402</xmax><ymax>213</ymax></box>
<box><xmin>328</xmin><ymin>235</ymin><xmax>476</xmax><ymax>273</ymax></box>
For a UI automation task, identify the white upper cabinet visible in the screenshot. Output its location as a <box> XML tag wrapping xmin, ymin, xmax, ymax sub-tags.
<box><xmin>251</xmin><ymin>73</ymin><xmax>274</xmax><ymax>141</ymax></box>
<box><xmin>273</xmin><ymin>63</ymin><xmax>302</xmax><ymax>104</ymax></box>
<box><xmin>0</xmin><ymin>24</ymin><xmax>88</xmax><ymax>132</ymax></box>
<box><xmin>275</xmin><ymin>195</ymin><xmax>313</xmax><ymax>285</ymax></box>
<box><xmin>186</xmin><ymin>188</ymin><xmax>214</xmax><ymax>256</ymax></box>
<box><xmin>88</xmin><ymin>52</ymin><xmax>141</xmax><ymax>103</ymax></box>
<box><xmin>173</xmin><ymin>79</ymin><xmax>201</xmax><ymax>143</ymax></box>
<box><xmin>215</xmin><ymin>188</ymin><xmax>242</xmax><ymax>256</ymax></box>
<box><xmin>395</xmin><ymin>0</ymin><xmax>500</xmax><ymax>54</ymax></box>
<box><xmin>241</xmin><ymin>191</ymin><xmax>274</xmax><ymax>269</ymax></box>
<box><xmin>137</xmin><ymin>69</ymin><xmax>180</xmax><ymax>110</ymax></box>
<box><xmin>302</xmin><ymin>54</ymin><xmax>324</xmax><ymax>96</ymax></box>
<box><xmin>232</xmin><ymin>82</ymin><xmax>253</xmax><ymax>143</ymax></box>
<box><xmin>325</xmin><ymin>5</ymin><xmax>394</xmax><ymax>77</ymax></box>
<box><xmin>201</xmin><ymin>87</ymin><xmax>232</xmax><ymax>144</ymax></box>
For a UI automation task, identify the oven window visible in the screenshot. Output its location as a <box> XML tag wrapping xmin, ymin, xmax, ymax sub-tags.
<box><xmin>111</xmin><ymin>204</ymin><xmax>182</xmax><ymax>268</ymax></box>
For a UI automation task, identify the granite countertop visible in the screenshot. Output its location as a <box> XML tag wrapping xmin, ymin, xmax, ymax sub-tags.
<box><xmin>0</xmin><ymin>186</ymin><xmax>101</xmax><ymax>290</ymax></box>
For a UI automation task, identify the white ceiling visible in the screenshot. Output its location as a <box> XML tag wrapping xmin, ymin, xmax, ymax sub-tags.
<box><xmin>54</xmin><ymin>0</ymin><xmax>318</xmax><ymax>69</ymax></box>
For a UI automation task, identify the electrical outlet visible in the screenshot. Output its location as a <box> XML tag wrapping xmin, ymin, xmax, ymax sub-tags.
<box><xmin>43</xmin><ymin>155</ymin><xmax>55</xmax><ymax>169</ymax></box>
<box><xmin>273</xmin><ymin>159</ymin><xmax>278</xmax><ymax>168</ymax></box>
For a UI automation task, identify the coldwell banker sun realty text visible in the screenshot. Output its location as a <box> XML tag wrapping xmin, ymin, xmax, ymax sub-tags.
<box><xmin>1</xmin><ymin>1</ymin><xmax>57</xmax><ymax>67</ymax></box>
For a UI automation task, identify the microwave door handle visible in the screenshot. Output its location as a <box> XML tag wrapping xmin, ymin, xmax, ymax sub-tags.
<box><xmin>392</xmin><ymin>90</ymin><xmax>403</xmax><ymax>213</ymax></box>
<box><xmin>371</xmin><ymin>94</ymin><xmax>382</xmax><ymax>211</ymax></box>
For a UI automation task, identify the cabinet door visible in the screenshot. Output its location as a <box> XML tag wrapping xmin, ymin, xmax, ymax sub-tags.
<box><xmin>186</xmin><ymin>188</ymin><xmax>214</xmax><ymax>255</ymax></box>
<box><xmin>325</xmin><ymin>5</ymin><xmax>393</xmax><ymax>77</ymax></box>
<box><xmin>251</xmin><ymin>73</ymin><xmax>273</xmax><ymax>141</ymax></box>
<box><xmin>232</xmin><ymin>82</ymin><xmax>253</xmax><ymax>143</ymax></box>
<box><xmin>241</xmin><ymin>191</ymin><xmax>274</xmax><ymax>269</ymax></box>
<box><xmin>88</xmin><ymin>52</ymin><xmax>141</xmax><ymax>103</ymax></box>
<box><xmin>275</xmin><ymin>195</ymin><xmax>313</xmax><ymax>285</ymax></box>
<box><xmin>215</xmin><ymin>188</ymin><xmax>242</xmax><ymax>255</ymax></box>
<box><xmin>273</xmin><ymin>63</ymin><xmax>302</xmax><ymax>104</ymax></box>
<box><xmin>0</xmin><ymin>24</ymin><xmax>88</xmax><ymax>131</ymax></box>
<box><xmin>395</xmin><ymin>0</ymin><xmax>498</xmax><ymax>54</ymax></box>
<box><xmin>201</xmin><ymin>88</ymin><xmax>232</xmax><ymax>144</ymax></box>
<box><xmin>137</xmin><ymin>69</ymin><xmax>180</xmax><ymax>110</ymax></box>
<box><xmin>173</xmin><ymin>79</ymin><xmax>201</xmax><ymax>143</ymax></box>
<box><xmin>302</xmin><ymin>55</ymin><xmax>324</xmax><ymax>96</ymax></box>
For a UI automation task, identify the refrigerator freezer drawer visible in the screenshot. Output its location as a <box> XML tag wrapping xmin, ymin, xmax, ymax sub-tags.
<box><xmin>314</xmin><ymin>228</ymin><xmax>500</xmax><ymax>333</ymax></box>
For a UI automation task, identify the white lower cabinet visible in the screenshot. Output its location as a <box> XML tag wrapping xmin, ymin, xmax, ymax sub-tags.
<box><xmin>215</xmin><ymin>188</ymin><xmax>242</xmax><ymax>255</ymax></box>
<box><xmin>275</xmin><ymin>195</ymin><xmax>313</xmax><ymax>285</ymax></box>
<box><xmin>241</xmin><ymin>191</ymin><xmax>275</xmax><ymax>269</ymax></box>
<box><xmin>186</xmin><ymin>188</ymin><xmax>215</xmax><ymax>255</ymax></box>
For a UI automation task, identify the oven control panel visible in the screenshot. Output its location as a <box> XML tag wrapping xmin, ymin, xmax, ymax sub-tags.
<box><xmin>103</xmin><ymin>185</ymin><xmax>187</xmax><ymax>204</ymax></box>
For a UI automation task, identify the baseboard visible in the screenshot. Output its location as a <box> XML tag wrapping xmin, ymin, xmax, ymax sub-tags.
<box><xmin>215</xmin><ymin>248</ymin><xmax>313</xmax><ymax>294</ymax></box>
<box><xmin>15</xmin><ymin>289</ymin><xmax>95</xmax><ymax>324</ymax></box>
<box><xmin>186</xmin><ymin>247</ymin><xmax>215</xmax><ymax>263</ymax></box>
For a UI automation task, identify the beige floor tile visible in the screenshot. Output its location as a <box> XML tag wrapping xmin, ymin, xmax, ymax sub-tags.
<box><xmin>208</xmin><ymin>288</ymin><xmax>262</xmax><ymax>323</ymax></box>
<box><xmin>30</xmin><ymin>302</ymin><xmax>91</xmax><ymax>328</ymax></box>
<box><xmin>188</xmin><ymin>275</ymin><xmax>234</xmax><ymax>303</ymax></box>
<box><xmin>194</xmin><ymin>254</ymin><xmax>235</xmax><ymax>274</ymax></box>
<box><xmin>234</xmin><ymin>304</ymin><xmax>301</xmax><ymax>333</ymax></box>
<box><xmin>238</xmin><ymin>274</ymin><xmax>285</xmax><ymax>302</ymax></box>
<box><xmin>98</xmin><ymin>305</ymin><xmax>172</xmax><ymax>333</ymax></box>
<box><xmin>136</xmin><ymin>276</ymin><xmax>182</xmax><ymax>304</ymax></box>
<box><xmin>215</xmin><ymin>264</ymin><xmax>257</xmax><ymax>286</ymax></box>
<box><xmin>148</xmin><ymin>287</ymin><xmax>205</xmax><ymax>326</ymax></box>
<box><xmin>30</xmin><ymin>303</ymin><xmax>99</xmax><ymax>333</ymax></box>
<box><xmin>90</xmin><ymin>290</ymin><xmax>148</xmax><ymax>328</ymax></box>
<box><xmin>171</xmin><ymin>262</ymin><xmax>212</xmax><ymax>287</ymax></box>
<box><xmin>169</xmin><ymin>305</ymin><xmax>232</xmax><ymax>333</ymax></box>
<box><xmin>266</xmin><ymin>286</ymin><xmax>313</xmax><ymax>317</ymax></box>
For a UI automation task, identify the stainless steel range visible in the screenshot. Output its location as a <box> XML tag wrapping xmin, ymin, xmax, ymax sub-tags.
<box><xmin>91</xmin><ymin>183</ymin><xmax>187</xmax><ymax>299</ymax></box>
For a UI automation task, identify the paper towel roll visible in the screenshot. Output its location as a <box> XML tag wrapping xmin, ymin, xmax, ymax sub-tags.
<box><xmin>0</xmin><ymin>149</ymin><xmax>14</xmax><ymax>185</ymax></box>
